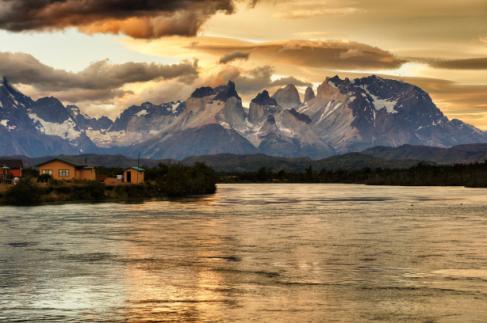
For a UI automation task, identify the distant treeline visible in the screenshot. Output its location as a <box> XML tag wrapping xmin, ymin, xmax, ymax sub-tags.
<box><xmin>219</xmin><ymin>162</ymin><xmax>487</xmax><ymax>187</ymax></box>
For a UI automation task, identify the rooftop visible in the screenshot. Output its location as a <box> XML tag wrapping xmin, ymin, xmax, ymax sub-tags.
<box><xmin>36</xmin><ymin>158</ymin><xmax>94</xmax><ymax>169</ymax></box>
<box><xmin>0</xmin><ymin>159</ymin><xmax>23</xmax><ymax>169</ymax></box>
<box><xmin>126</xmin><ymin>166</ymin><xmax>145</xmax><ymax>172</ymax></box>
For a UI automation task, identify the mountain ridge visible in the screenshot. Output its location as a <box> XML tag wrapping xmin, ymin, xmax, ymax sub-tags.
<box><xmin>4</xmin><ymin>143</ymin><xmax>487</xmax><ymax>173</ymax></box>
<box><xmin>1</xmin><ymin>75</ymin><xmax>486</xmax><ymax>159</ymax></box>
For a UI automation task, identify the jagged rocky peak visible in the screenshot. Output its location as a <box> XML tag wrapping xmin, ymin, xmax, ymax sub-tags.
<box><xmin>191</xmin><ymin>86</ymin><xmax>215</xmax><ymax>98</ymax></box>
<box><xmin>272</xmin><ymin>84</ymin><xmax>301</xmax><ymax>109</ymax></box>
<box><xmin>317</xmin><ymin>76</ymin><xmax>347</xmax><ymax>98</ymax></box>
<box><xmin>354</xmin><ymin>74</ymin><xmax>419</xmax><ymax>99</ymax></box>
<box><xmin>326</xmin><ymin>75</ymin><xmax>351</xmax><ymax>86</ymax></box>
<box><xmin>304</xmin><ymin>86</ymin><xmax>315</xmax><ymax>102</ymax></box>
<box><xmin>249</xmin><ymin>90</ymin><xmax>280</xmax><ymax>125</ymax></box>
<box><xmin>189</xmin><ymin>81</ymin><xmax>241</xmax><ymax>102</ymax></box>
<box><xmin>35</xmin><ymin>96</ymin><xmax>64</xmax><ymax>107</ymax></box>
<box><xmin>67</xmin><ymin>104</ymin><xmax>82</xmax><ymax>116</ymax></box>
<box><xmin>1</xmin><ymin>76</ymin><xmax>17</xmax><ymax>93</ymax></box>
<box><xmin>251</xmin><ymin>90</ymin><xmax>277</xmax><ymax>106</ymax></box>
<box><xmin>214</xmin><ymin>81</ymin><xmax>241</xmax><ymax>101</ymax></box>
<box><xmin>0</xmin><ymin>76</ymin><xmax>33</xmax><ymax>107</ymax></box>
<box><xmin>31</xmin><ymin>96</ymin><xmax>70</xmax><ymax>123</ymax></box>
<box><xmin>0</xmin><ymin>76</ymin><xmax>16</xmax><ymax>90</ymax></box>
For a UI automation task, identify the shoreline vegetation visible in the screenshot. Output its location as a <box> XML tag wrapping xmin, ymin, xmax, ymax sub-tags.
<box><xmin>2</xmin><ymin>160</ymin><xmax>487</xmax><ymax>207</ymax></box>
<box><xmin>0</xmin><ymin>163</ymin><xmax>217</xmax><ymax>206</ymax></box>
<box><xmin>218</xmin><ymin>161</ymin><xmax>487</xmax><ymax>188</ymax></box>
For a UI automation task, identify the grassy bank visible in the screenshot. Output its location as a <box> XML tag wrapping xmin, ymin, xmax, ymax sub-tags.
<box><xmin>0</xmin><ymin>163</ymin><xmax>217</xmax><ymax>206</ymax></box>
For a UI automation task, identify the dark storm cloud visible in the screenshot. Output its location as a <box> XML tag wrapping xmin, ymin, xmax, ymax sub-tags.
<box><xmin>0</xmin><ymin>0</ymin><xmax>256</xmax><ymax>38</ymax></box>
<box><xmin>219</xmin><ymin>51</ymin><xmax>250</xmax><ymax>64</ymax></box>
<box><xmin>0</xmin><ymin>52</ymin><xmax>198</xmax><ymax>101</ymax></box>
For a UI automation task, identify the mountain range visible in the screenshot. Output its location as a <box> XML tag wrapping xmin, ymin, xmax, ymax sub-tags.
<box><xmin>1</xmin><ymin>75</ymin><xmax>486</xmax><ymax>159</ymax></box>
<box><xmin>5</xmin><ymin>143</ymin><xmax>487</xmax><ymax>173</ymax></box>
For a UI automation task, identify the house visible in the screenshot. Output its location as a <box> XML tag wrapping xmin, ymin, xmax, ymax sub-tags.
<box><xmin>123</xmin><ymin>167</ymin><xmax>145</xmax><ymax>184</ymax></box>
<box><xmin>37</xmin><ymin>159</ymin><xmax>96</xmax><ymax>181</ymax></box>
<box><xmin>0</xmin><ymin>159</ymin><xmax>23</xmax><ymax>179</ymax></box>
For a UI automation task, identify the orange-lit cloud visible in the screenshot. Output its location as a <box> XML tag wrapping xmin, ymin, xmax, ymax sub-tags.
<box><xmin>191</xmin><ymin>38</ymin><xmax>406</xmax><ymax>70</ymax></box>
<box><xmin>1</xmin><ymin>0</ymin><xmax>487</xmax><ymax>129</ymax></box>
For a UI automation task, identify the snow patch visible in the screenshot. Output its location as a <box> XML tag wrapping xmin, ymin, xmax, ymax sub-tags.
<box><xmin>135</xmin><ymin>109</ymin><xmax>149</xmax><ymax>117</ymax></box>
<box><xmin>0</xmin><ymin>119</ymin><xmax>16</xmax><ymax>131</ymax></box>
<box><xmin>361</xmin><ymin>85</ymin><xmax>398</xmax><ymax>113</ymax></box>
<box><xmin>370</xmin><ymin>94</ymin><xmax>398</xmax><ymax>113</ymax></box>
<box><xmin>86</xmin><ymin>129</ymin><xmax>154</xmax><ymax>147</ymax></box>
<box><xmin>218</xmin><ymin>121</ymin><xmax>231</xmax><ymax>129</ymax></box>
<box><xmin>170</xmin><ymin>101</ymin><xmax>181</xmax><ymax>113</ymax></box>
<box><xmin>28</xmin><ymin>113</ymin><xmax>81</xmax><ymax>140</ymax></box>
<box><xmin>87</xmin><ymin>129</ymin><xmax>127</xmax><ymax>147</ymax></box>
<box><xmin>279</xmin><ymin>125</ymin><xmax>296</xmax><ymax>137</ymax></box>
<box><xmin>317</xmin><ymin>101</ymin><xmax>342</xmax><ymax>123</ymax></box>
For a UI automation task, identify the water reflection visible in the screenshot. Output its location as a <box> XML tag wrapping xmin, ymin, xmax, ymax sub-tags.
<box><xmin>1</xmin><ymin>184</ymin><xmax>487</xmax><ymax>322</ymax></box>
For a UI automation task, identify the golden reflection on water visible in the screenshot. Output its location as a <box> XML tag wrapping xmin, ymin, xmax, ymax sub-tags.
<box><xmin>1</xmin><ymin>184</ymin><xmax>487</xmax><ymax>322</ymax></box>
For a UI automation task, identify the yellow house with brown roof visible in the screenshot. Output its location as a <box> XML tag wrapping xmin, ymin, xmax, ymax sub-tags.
<box><xmin>37</xmin><ymin>159</ymin><xmax>96</xmax><ymax>181</ymax></box>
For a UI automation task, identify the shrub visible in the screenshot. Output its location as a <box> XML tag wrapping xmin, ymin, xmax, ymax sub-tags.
<box><xmin>162</xmin><ymin>163</ymin><xmax>217</xmax><ymax>197</ymax></box>
<box><xmin>4</xmin><ymin>180</ymin><xmax>42</xmax><ymax>206</ymax></box>
<box><xmin>113</xmin><ymin>184</ymin><xmax>146</xmax><ymax>200</ymax></box>
<box><xmin>37</xmin><ymin>174</ymin><xmax>52</xmax><ymax>183</ymax></box>
<box><xmin>70</xmin><ymin>181</ymin><xmax>106</xmax><ymax>201</ymax></box>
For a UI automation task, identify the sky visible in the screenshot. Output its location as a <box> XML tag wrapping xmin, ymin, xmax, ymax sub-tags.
<box><xmin>0</xmin><ymin>0</ymin><xmax>486</xmax><ymax>127</ymax></box>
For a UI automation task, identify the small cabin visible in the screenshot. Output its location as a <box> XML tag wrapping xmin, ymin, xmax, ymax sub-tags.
<box><xmin>0</xmin><ymin>159</ymin><xmax>23</xmax><ymax>184</ymax></box>
<box><xmin>37</xmin><ymin>159</ymin><xmax>96</xmax><ymax>181</ymax></box>
<box><xmin>123</xmin><ymin>167</ymin><xmax>145</xmax><ymax>185</ymax></box>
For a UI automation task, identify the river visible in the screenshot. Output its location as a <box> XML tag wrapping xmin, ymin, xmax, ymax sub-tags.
<box><xmin>1</xmin><ymin>184</ymin><xmax>486</xmax><ymax>322</ymax></box>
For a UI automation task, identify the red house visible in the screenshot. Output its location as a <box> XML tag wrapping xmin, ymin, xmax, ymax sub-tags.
<box><xmin>0</xmin><ymin>159</ymin><xmax>23</xmax><ymax>181</ymax></box>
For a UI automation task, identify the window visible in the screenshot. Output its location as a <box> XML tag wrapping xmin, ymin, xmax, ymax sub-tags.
<box><xmin>41</xmin><ymin>169</ymin><xmax>53</xmax><ymax>175</ymax></box>
<box><xmin>59</xmin><ymin>169</ymin><xmax>70</xmax><ymax>177</ymax></box>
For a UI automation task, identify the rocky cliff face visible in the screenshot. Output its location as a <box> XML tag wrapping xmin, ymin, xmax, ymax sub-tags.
<box><xmin>297</xmin><ymin>75</ymin><xmax>487</xmax><ymax>152</ymax></box>
<box><xmin>272</xmin><ymin>84</ymin><xmax>301</xmax><ymax>110</ymax></box>
<box><xmin>1</xmin><ymin>75</ymin><xmax>486</xmax><ymax>159</ymax></box>
<box><xmin>304</xmin><ymin>86</ymin><xmax>315</xmax><ymax>102</ymax></box>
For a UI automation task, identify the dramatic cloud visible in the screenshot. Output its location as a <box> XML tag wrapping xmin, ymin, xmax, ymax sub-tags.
<box><xmin>421</xmin><ymin>80</ymin><xmax>487</xmax><ymax>129</ymax></box>
<box><xmin>0</xmin><ymin>52</ymin><xmax>198</xmax><ymax>101</ymax></box>
<box><xmin>426</xmin><ymin>58</ymin><xmax>487</xmax><ymax>70</ymax></box>
<box><xmin>0</xmin><ymin>0</ymin><xmax>257</xmax><ymax>38</ymax></box>
<box><xmin>192</xmin><ymin>39</ymin><xmax>406</xmax><ymax>70</ymax></box>
<box><xmin>271</xmin><ymin>77</ymin><xmax>311</xmax><ymax>87</ymax></box>
<box><xmin>219</xmin><ymin>51</ymin><xmax>250</xmax><ymax>64</ymax></box>
<box><xmin>203</xmin><ymin>65</ymin><xmax>311</xmax><ymax>95</ymax></box>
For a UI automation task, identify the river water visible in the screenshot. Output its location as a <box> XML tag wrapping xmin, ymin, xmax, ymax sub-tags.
<box><xmin>1</xmin><ymin>184</ymin><xmax>486</xmax><ymax>322</ymax></box>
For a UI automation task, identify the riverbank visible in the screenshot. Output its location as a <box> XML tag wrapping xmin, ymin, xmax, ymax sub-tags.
<box><xmin>0</xmin><ymin>163</ymin><xmax>217</xmax><ymax>206</ymax></box>
<box><xmin>0</xmin><ymin>181</ymin><xmax>217</xmax><ymax>206</ymax></box>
